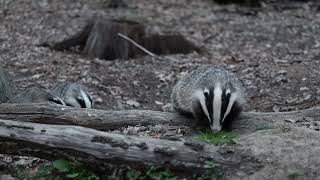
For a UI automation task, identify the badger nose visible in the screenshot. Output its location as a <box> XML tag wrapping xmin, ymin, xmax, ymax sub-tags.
<box><xmin>210</xmin><ymin>125</ymin><xmax>222</xmax><ymax>133</ymax></box>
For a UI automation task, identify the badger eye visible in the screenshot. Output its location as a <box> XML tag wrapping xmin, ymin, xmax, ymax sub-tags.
<box><xmin>203</xmin><ymin>89</ymin><xmax>210</xmax><ymax>98</ymax></box>
<box><xmin>77</xmin><ymin>97</ymin><xmax>86</xmax><ymax>108</ymax></box>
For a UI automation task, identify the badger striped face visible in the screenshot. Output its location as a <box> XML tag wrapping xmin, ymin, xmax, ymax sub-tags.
<box><xmin>65</xmin><ymin>89</ymin><xmax>93</xmax><ymax>109</ymax></box>
<box><xmin>193</xmin><ymin>84</ymin><xmax>238</xmax><ymax>132</ymax></box>
<box><xmin>79</xmin><ymin>89</ymin><xmax>93</xmax><ymax>109</ymax></box>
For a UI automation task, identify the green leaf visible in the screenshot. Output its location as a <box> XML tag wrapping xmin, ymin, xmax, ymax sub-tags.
<box><xmin>204</xmin><ymin>161</ymin><xmax>218</xmax><ymax>169</ymax></box>
<box><xmin>35</xmin><ymin>165</ymin><xmax>54</xmax><ymax>177</ymax></box>
<box><xmin>67</xmin><ymin>173</ymin><xmax>80</xmax><ymax>178</ymax></box>
<box><xmin>88</xmin><ymin>175</ymin><xmax>100</xmax><ymax>180</ymax></box>
<box><xmin>193</xmin><ymin>131</ymin><xmax>238</xmax><ymax>145</ymax></box>
<box><xmin>52</xmin><ymin>159</ymin><xmax>70</xmax><ymax>172</ymax></box>
<box><xmin>127</xmin><ymin>169</ymin><xmax>142</xmax><ymax>180</ymax></box>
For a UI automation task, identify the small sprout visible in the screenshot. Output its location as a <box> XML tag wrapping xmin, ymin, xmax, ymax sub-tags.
<box><xmin>126</xmin><ymin>169</ymin><xmax>142</xmax><ymax>180</ymax></box>
<box><xmin>67</xmin><ymin>172</ymin><xmax>80</xmax><ymax>178</ymax></box>
<box><xmin>204</xmin><ymin>160</ymin><xmax>219</xmax><ymax>169</ymax></box>
<box><xmin>31</xmin><ymin>159</ymin><xmax>100</xmax><ymax>179</ymax></box>
<box><xmin>280</xmin><ymin>125</ymin><xmax>291</xmax><ymax>133</ymax></box>
<box><xmin>196</xmin><ymin>168</ymin><xmax>217</xmax><ymax>180</ymax></box>
<box><xmin>52</xmin><ymin>159</ymin><xmax>70</xmax><ymax>172</ymax></box>
<box><xmin>287</xmin><ymin>168</ymin><xmax>299</xmax><ymax>178</ymax></box>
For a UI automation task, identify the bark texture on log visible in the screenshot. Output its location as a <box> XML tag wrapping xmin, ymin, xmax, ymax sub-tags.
<box><xmin>0</xmin><ymin>103</ymin><xmax>317</xmax><ymax>176</ymax></box>
<box><xmin>0</xmin><ymin>103</ymin><xmax>195</xmax><ymax>131</ymax></box>
<box><xmin>0</xmin><ymin>119</ymin><xmax>262</xmax><ymax>175</ymax></box>
<box><xmin>0</xmin><ymin>103</ymin><xmax>317</xmax><ymax>134</ymax></box>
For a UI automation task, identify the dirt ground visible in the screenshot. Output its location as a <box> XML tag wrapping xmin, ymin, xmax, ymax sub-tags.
<box><xmin>1</xmin><ymin>0</ymin><xmax>320</xmax><ymax>178</ymax></box>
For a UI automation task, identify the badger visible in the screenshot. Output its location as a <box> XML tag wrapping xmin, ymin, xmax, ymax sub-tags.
<box><xmin>49</xmin><ymin>82</ymin><xmax>93</xmax><ymax>109</ymax></box>
<box><xmin>0</xmin><ymin>65</ymin><xmax>92</xmax><ymax>108</ymax></box>
<box><xmin>171</xmin><ymin>65</ymin><xmax>246</xmax><ymax>132</ymax></box>
<box><xmin>8</xmin><ymin>87</ymin><xmax>66</xmax><ymax>105</ymax></box>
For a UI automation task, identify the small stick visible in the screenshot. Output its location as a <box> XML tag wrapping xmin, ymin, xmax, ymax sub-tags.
<box><xmin>117</xmin><ymin>33</ymin><xmax>157</xmax><ymax>57</ymax></box>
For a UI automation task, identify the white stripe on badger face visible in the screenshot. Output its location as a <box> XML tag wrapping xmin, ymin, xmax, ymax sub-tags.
<box><xmin>80</xmin><ymin>90</ymin><xmax>92</xmax><ymax>109</ymax></box>
<box><xmin>193</xmin><ymin>89</ymin><xmax>209</xmax><ymax>119</ymax></box>
<box><xmin>53</xmin><ymin>96</ymin><xmax>66</xmax><ymax>106</ymax></box>
<box><xmin>203</xmin><ymin>88</ymin><xmax>210</xmax><ymax>94</ymax></box>
<box><xmin>226</xmin><ymin>89</ymin><xmax>231</xmax><ymax>95</ymax></box>
<box><xmin>222</xmin><ymin>92</ymin><xmax>237</xmax><ymax>122</ymax></box>
<box><xmin>211</xmin><ymin>84</ymin><xmax>222</xmax><ymax>132</ymax></box>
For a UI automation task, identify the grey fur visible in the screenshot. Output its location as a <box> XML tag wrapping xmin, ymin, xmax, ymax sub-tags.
<box><xmin>49</xmin><ymin>82</ymin><xmax>93</xmax><ymax>108</ymax></box>
<box><xmin>171</xmin><ymin>65</ymin><xmax>245</xmax><ymax>127</ymax></box>
<box><xmin>8</xmin><ymin>87</ymin><xmax>65</xmax><ymax>105</ymax></box>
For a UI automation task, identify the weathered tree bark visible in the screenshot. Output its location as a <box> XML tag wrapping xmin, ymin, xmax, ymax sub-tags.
<box><xmin>82</xmin><ymin>19</ymin><xmax>146</xmax><ymax>60</ymax></box>
<box><xmin>0</xmin><ymin>103</ymin><xmax>317</xmax><ymax>134</ymax></box>
<box><xmin>0</xmin><ymin>119</ymin><xmax>262</xmax><ymax>175</ymax></box>
<box><xmin>0</xmin><ymin>104</ymin><xmax>317</xmax><ymax>176</ymax></box>
<box><xmin>0</xmin><ymin>103</ymin><xmax>196</xmax><ymax>131</ymax></box>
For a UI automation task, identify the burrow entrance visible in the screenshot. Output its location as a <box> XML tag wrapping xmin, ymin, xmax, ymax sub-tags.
<box><xmin>43</xmin><ymin>19</ymin><xmax>200</xmax><ymax>60</ymax></box>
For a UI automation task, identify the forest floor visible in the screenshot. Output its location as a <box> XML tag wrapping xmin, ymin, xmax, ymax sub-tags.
<box><xmin>1</xmin><ymin>0</ymin><xmax>320</xmax><ymax>179</ymax></box>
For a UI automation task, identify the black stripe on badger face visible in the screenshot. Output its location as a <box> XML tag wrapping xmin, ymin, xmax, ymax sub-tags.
<box><xmin>220</xmin><ymin>88</ymin><xmax>231</xmax><ymax>125</ymax></box>
<box><xmin>221</xmin><ymin>101</ymin><xmax>242</xmax><ymax>131</ymax></box>
<box><xmin>204</xmin><ymin>88</ymin><xmax>214</xmax><ymax>125</ymax></box>
<box><xmin>76</xmin><ymin>98</ymin><xmax>86</xmax><ymax>108</ymax></box>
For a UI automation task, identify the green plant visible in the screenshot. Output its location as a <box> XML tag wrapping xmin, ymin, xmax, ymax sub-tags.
<box><xmin>195</xmin><ymin>161</ymin><xmax>218</xmax><ymax>180</ymax></box>
<box><xmin>203</xmin><ymin>161</ymin><xmax>218</xmax><ymax>169</ymax></box>
<box><xmin>280</xmin><ymin>125</ymin><xmax>291</xmax><ymax>133</ymax></box>
<box><xmin>255</xmin><ymin>124</ymin><xmax>276</xmax><ymax>131</ymax></box>
<box><xmin>287</xmin><ymin>168</ymin><xmax>299</xmax><ymax>179</ymax></box>
<box><xmin>126</xmin><ymin>169</ymin><xmax>142</xmax><ymax>180</ymax></box>
<box><xmin>33</xmin><ymin>159</ymin><xmax>100</xmax><ymax>180</ymax></box>
<box><xmin>193</xmin><ymin>131</ymin><xmax>238</xmax><ymax>145</ymax></box>
<box><xmin>15</xmin><ymin>166</ymin><xmax>39</xmax><ymax>180</ymax></box>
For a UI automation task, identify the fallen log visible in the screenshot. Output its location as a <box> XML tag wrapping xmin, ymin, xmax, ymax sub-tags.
<box><xmin>0</xmin><ymin>119</ymin><xmax>262</xmax><ymax>176</ymax></box>
<box><xmin>0</xmin><ymin>103</ymin><xmax>195</xmax><ymax>131</ymax></box>
<box><xmin>0</xmin><ymin>103</ymin><xmax>318</xmax><ymax>134</ymax></box>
